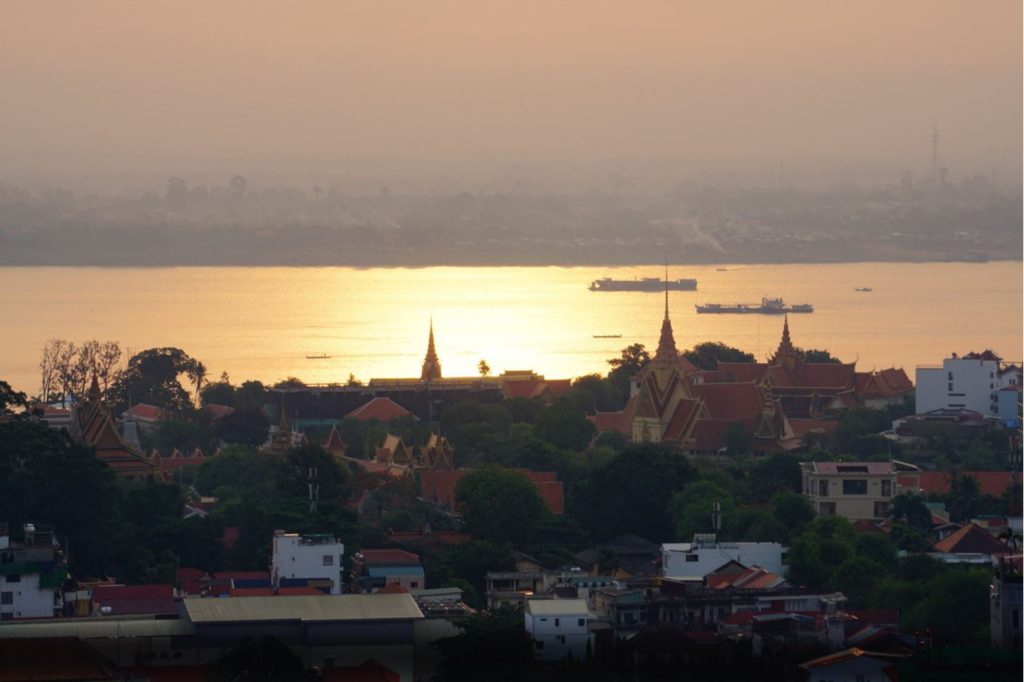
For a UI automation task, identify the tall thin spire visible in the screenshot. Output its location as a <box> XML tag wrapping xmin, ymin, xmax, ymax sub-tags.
<box><xmin>421</xmin><ymin>318</ymin><xmax>443</xmax><ymax>382</ymax></box>
<box><xmin>653</xmin><ymin>263</ymin><xmax>679</xmax><ymax>365</ymax></box>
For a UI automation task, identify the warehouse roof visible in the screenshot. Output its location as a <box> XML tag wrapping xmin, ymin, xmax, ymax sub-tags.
<box><xmin>182</xmin><ymin>594</ymin><xmax>423</xmax><ymax>624</ymax></box>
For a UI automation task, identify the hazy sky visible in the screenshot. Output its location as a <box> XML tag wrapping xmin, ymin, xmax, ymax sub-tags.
<box><xmin>1</xmin><ymin>1</ymin><xmax>1020</xmax><ymax>188</ymax></box>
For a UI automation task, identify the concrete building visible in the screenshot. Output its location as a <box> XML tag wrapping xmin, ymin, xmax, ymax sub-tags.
<box><xmin>352</xmin><ymin>549</ymin><xmax>425</xmax><ymax>593</ymax></box>
<box><xmin>661</xmin><ymin>535</ymin><xmax>785</xmax><ymax>580</ymax></box>
<box><xmin>799</xmin><ymin>648</ymin><xmax>909</xmax><ymax>682</ymax></box>
<box><xmin>0</xmin><ymin>523</ymin><xmax>64</xmax><ymax>620</ymax></box>
<box><xmin>800</xmin><ymin>461</ymin><xmax>919</xmax><ymax>521</ymax></box>
<box><xmin>271</xmin><ymin>531</ymin><xmax>345</xmax><ymax>595</ymax></box>
<box><xmin>916</xmin><ymin>350</ymin><xmax>1021</xmax><ymax>419</ymax></box>
<box><xmin>524</xmin><ymin>598</ymin><xmax>593</xmax><ymax>661</ymax></box>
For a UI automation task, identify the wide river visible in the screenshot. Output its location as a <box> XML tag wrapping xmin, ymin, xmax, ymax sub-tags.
<box><xmin>1</xmin><ymin>262</ymin><xmax>1021</xmax><ymax>397</ymax></box>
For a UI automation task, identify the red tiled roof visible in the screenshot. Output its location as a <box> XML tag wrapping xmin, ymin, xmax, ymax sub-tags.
<box><xmin>203</xmin><ymin>403</ymin><xmax>235</xmax><ymax>420</ymax></box>
<box><xmin>177</xmin><ymin>567</ymin><xmax>207</xmax><ymax>595</ymax></box>
<box><xmin>92</xmin><ymin>584</ymin><xmax>173</xmax><ymax>602</ymax></box>
<box><xmin>214</xmin><ymin>571</ymin><xmax>271</xmax><ymax>582</ymax></box>
<box><xmin>0</xmin><ymin>638</ymin><xmax>114</xmax><ymax>682</ymax></box>
<box><xmin>900</xmin><ymin>471</ymin><xmax>1017</xmax><ymax>499</ymax></box>
<box><xmin>789</xmin><ymin>419</ymin><xmax>839</xmax><ymax>436</ymax></box>
<box><xmin>386</xmin><ymin>530</ymin><xmax>472</xmax><ymax>547</ymax></box>
<box><xmin>345</xmin><ymin>397</ymin><xmax>412</xmax><ymax>422</ymax></box>
<box><xmin>694</xmin><ymin>382</ymin><xmax>763</xmax><ymax>419</ymax></box>
<box><xmin>545</xmin><ymin>379</ymin><xmax>573</xmax><ymax>398</ymax></box>
<box><xmin>359</xmin><ymin>549</ymin><xmax>421</xmax><ymax>565</ymax></box>
<box><xmin>714</xmin><ymin>362</ymin><xmax>768</xmax><ymax>383</ymax></box>
<box><xmin>663</xmin><ymin>399</ymin><xmax>702</xmax><ymax>441</ymax></box>
<box><xmin>125</xmin><ymin>403</ymin><xmax>167</xmax><ymax>421</ymax></box>
<box><xmin>377</xmin><ymin>583</ymin><xmax>410</xmax><ymax>594</ymax></box>
<box><xmin>230</xmin><ymin>587</ymin><xmax>324</xmax><ymax>597</ymax></box>
<box><xmin>799</xmin><ymin>363</ymin><xmax>856</xmax><ymax>389</ymax></box>
<box><xmin>933</xmin><ymin>523</ymin><xmax>1008</xmax><ymax>555</ymax></box>
<box><xmin>592</xmin><ymin>411</ymin><xmax>628</xmax><ymax>435</ymax></box>
<box><xmin>324</xmin><ymin>425</ymin><xmax>347</xmax><ymax>453</ymax></box>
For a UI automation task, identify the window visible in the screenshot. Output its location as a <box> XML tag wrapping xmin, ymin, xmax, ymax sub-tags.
<box><xmin>554</xmin><ymin>618</ymin><xmax>560</xmax><ymax>627</ymax></box>
<box><xmin>0</xmin><ymin>613</ymin><xmax>11</xmax><ymax>621</ymax></box>
<box><xmin>0</xmin><ymin>592</ymin><xmax>12</xmax><ymax>605</ymax></box>
<box><xmin>819</xmin><ymin>480</ymin><xmax>829</xmax><ymax>497</ymax></box>
<box><xmin>881</xmin><ymin>480</ymin><xmax>892</xmax><ymax>497</ymax></box>
<box><xmin>820</xmin><ymin>502</ymin><xmax>836</xmax><ymax>516</ymax></box>
<box><xmin>410</xmin><ymin>581</ymin><xmax>419</xmax><ymax>588</ymax></box>
<box><xmin>874</xmin><ymin>502</ymin><xmax>891</xmax><ymax>518</ymax></box>
<box><xmin>1013</xmin><ymin>609</ymin><xmax>1019</xmax><ymax>629</ymax></box>
<box><xmin>843</xmin><ymin>479</ymin><xmax>868</xmax><ymax>495</ymax></box>
<box><xmin>5</xmin><ymin>574</ymin><xmax>19</xmax><ymax>584</ymax></box>
<box><xmin>685</xmin><ymin>554</ymin><xmax>699</xmax><ymax>562</ymax></box>
<box><xmin>948</xmin><ymin>372</ymin><xmax>953</xmax><ymax>380</ymax></box>
<box><xmin>948</xmin><ymin>383</ymin><xmax>954</xmax><ymax>391</ymax></box>
<box><xmin>322</xmin><ymin>555</ymin><xmax>333</xmax><ymax>566</ymax></box>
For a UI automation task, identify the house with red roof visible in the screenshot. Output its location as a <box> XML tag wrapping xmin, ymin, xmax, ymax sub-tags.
<box><xmin>798</xmin><ymin>647</ymin><xmax>909</xmax><ymax>682</ymax></box>
<box><xmin>352</xmin><ymin>549</ymin><xmax>425</xmax><ymax>593</ymax></box>
<box><xmin>501</xmin><ymin>371</ymin><xmax>573</xmax><ymax>404</ymax></box>
<box><xmin>72</xmin><ymin>377</ymin><xmax>159</xmax><ymax>480</ymax></box>
<box><xmin>931</xmin><ymin>523</ymin><xmax>1009</xmax><ymax>562</ymax></box>
<box><xmin>91</xmin><ymin>584</ymin><xmax>177</xmax><ymax>616</ymax></box>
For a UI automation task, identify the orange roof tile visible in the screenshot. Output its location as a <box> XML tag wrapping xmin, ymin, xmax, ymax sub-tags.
<box><xmin>419</xmin><ymin>468</ymin><xmax>565</xmax><ymax>514</ymax></box>
<box><xmin>933</xmin><ymin>523</ymin><xmax>1007</xmax><ymax>555</ymax></box>
<box><xmin>901</xmin><ymin>471</ymin><xmax>1017</xmax><ymax>498</ymax></box>
<box><xmin>693</xmin><ymin>382</ymin><xmax>763</xmax><ymax>419</ymax></box>
<box><xmin>345</xmin><ymin>397</ymin><xmax>412</xmax><ymax>422</ymax></box>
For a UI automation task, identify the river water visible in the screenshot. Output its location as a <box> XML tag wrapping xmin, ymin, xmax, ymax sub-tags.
<box><xmin>1</xmin><ymin>262</ymin><xmax>1020</xmax><ymax>396</ymax></box>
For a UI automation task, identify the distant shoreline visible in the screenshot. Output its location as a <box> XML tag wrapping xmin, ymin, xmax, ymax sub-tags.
<box><xmin>0</xmin><ymin>256</ymin><xmax>1020</xmax><ymax>268</ymax></box>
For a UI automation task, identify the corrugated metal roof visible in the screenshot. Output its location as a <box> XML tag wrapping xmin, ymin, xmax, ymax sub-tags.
<box><xmin>367</xmin><ymin>566</ymin><xmax>424</xmax><ymax>578</ymax></box>
<box><xmin>0</xmin><ymin>618</ymin><xmax>192</xmax><ymax>639</ymax></box>
<box><xmin>183</xmin><ymin>594</ymin><xmax>423</xmax><ymax>624</ymax></box>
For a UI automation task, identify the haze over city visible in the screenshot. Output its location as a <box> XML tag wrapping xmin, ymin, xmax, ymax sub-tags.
<box><xmin>1</xmin><ymin>1</ymin><xmax>1020</xmax><ymax>191</ymax></box>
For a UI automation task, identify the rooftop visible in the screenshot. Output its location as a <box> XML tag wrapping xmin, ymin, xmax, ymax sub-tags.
<box><xmin>183</xmin><ymin>593</ymin><xmax>424</xmax><ymax>624</ymax></box>
<box><xmin>525</xmin><ymin>598</ymin><xmax>590</xmax><ymax>616</ymax></box>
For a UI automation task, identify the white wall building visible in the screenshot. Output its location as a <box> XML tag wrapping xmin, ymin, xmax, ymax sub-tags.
<box><xmin>271</xmin><ymin>531</ymin><xmax>345</xmax><ymax>595</ymax></box>
<box><xmin>524</xmin><ymin>598</ymin><xmax>593</xmax><ymax>661</ymax></box>
<box><xmin>661</xmin><ymin>535</ymin><xmax>785</xmax><ymax>580</ymax></box>
<box><xmin>0</xmin><ymin>524</ymin><xmax>63</xmax><ymax>620</ymax></box>
<box><xmin>916</xmin><ymin>351</ymin><xmax>1021</xmax><ymax>419</ymax></box>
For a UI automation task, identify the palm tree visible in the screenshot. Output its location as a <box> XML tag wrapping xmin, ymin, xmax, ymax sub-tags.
<box><xmin>187</xmin><ymin>360</ymin><xmax>208</xmax><ymax>404</ymax></box>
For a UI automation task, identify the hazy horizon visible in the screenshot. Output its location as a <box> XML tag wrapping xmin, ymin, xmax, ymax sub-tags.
<box><xmin>2</xmin><ymin>1</ymin><xmax>1021</xmax><ymax>192</ymax></box>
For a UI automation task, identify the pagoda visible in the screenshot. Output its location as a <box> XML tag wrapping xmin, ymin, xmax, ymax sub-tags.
<box><xmin>420</xmin><ymin>319</ymin><xmax>442</xmax><ymax>382</ymax></box>
<box><xmin>72</xmin><ymin>376</ymin><xmax>159</xmax><ymax>479</ymax></box>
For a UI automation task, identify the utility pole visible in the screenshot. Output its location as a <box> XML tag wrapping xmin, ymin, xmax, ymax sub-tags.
<box><xmin>308</xmin><ymin>465</ymin><xmax>319</xmax><ymax>531</ymax></box>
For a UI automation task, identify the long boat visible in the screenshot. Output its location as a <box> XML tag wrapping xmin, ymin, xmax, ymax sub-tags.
<box><xmin>589</xmin><ymin>276</ymin><xmax>697</xmax><ymax>292</ymax></box>
<box><xmin>695</xmin><ymin>297</ymin><xmax>813</xmax><ymax>314</ymax></box>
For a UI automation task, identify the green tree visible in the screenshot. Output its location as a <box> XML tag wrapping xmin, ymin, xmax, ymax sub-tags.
<box><xmin>432</xmin><ymin>607</ymin><xmax>537</xmax><ymax>682</ymax></box>
<box><xmin>107</xmin><ymin>347</ymin><xmax>196</xmax><ymax>413</ymax></box>
<box><xmin>215</xmin><ymin>407</ymin><xmax>270</xmax><ymax>447</ymax></box>
<box><xmin>905</xmin><ymin>569</ymin><xmax>992</xmax><ymax>645</ymax></box>
<box><xmin>724</xmin><ymin>421</ymin><xmax>752</xmax><ymax>455</ymax></box>
<box><xmin>0</xmin><ymin>380</ymin><xmax>27</xmax><ymax>414</ymax></box>
<box><xmin>854</xmin><ymin>532</ymin><xmax>897</xmax><ymax>567</ymax></box>
<box><xmin>799</xmin><ymin>348</ymin><xmax>841</xmax><ymax>364</ymax></box>
<box><xmin>832</xmin><ymin>556</ymin><xmax>887</xmax><ymax>607</ymax></box>
<box><xmin>478</xmin><ymin>359</ymin><xmax>491</xmax><ymax>377</ymax></box>
<box><xmin>669</xmin><ymin>480</ymin><xmax>736</xmax><ymax>540</ymax></box>
<box><xmin>208</xmin><ymin>635</ymin><xmax>312</xmax><ymax>682</ymax></box>
<box><xmin>946</xmin><ymin>474</ymin><xmax>982</xmax><ymax>523</ymax></box>
<box><xmin>771</xmin><ymin>492</ymin><xmax>815</xmax><ymax>538</ymax></box>
<box><xmin>455</xmin><ymin>466</ymin><xmax>550</xmax><ymax>546</ymax></box>
<box><xmin>200</xmin><ymin>379</ymin><xmax>235</xmax><ymax>406</ymax></box>
<box><xmin>607</xmin><ymin>344</ymin><xmax>650</xmax><ymax>399</ymax></box>
<box><xmin>891</xmin><ymin>493</ymin><xmax>932</xmax><ymax>533</ymax></box>
<box><xmin>573</xmin><ymin>445</ymin><xmax>697</xmax><ymax>541</ymax></box>
<box><xmin>747</xmin><ymin>454</ymin><xmax>804</xmax><ymax>502</ymax></box>
<box><xmin>534</xmin><ymin>402</ymin><xmax>596</xmax><ymax>452</ymax></box>
<box><xmin>683</xmin><ymin>341</ymin><xmax>755</xmax><ymax>370</ymax></box>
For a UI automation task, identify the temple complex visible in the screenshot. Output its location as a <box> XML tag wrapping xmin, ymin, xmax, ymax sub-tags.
<box><xmin>71</xmin><ymin>376</ymin><xmax>159</xmax><ymax>479</ymax></box>
<box><xmin>421</xmin><ymin>319</ymin><xmax>443</xmax><ymax>382</ymax></box>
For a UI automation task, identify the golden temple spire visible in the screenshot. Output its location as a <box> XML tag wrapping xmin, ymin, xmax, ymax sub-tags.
<box><xmin>653</xmin><ymin>264</ymin><xmax>679</xmax><ymax>365</ymax></box>
<box><xmin>421</xmin><ymin>318</ymin><xmax>443</xmax><ymax>382</ymax></box>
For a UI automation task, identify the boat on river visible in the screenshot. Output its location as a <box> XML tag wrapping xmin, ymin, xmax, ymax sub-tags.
<box><xmin>695</xmin><ymin>297</ymin><xmax>813</xmax><ymax>314</ymax></box>
<box><xmin>589</xmin><ymin>276</ymin><xmax>697</xmax><ymax>292</ymax></box>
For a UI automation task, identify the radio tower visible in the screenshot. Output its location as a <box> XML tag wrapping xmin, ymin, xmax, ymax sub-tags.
<box><xmin>931</xmin><ymin>128</ymin><xmax>939</xmax><ymax>186</ymax></box>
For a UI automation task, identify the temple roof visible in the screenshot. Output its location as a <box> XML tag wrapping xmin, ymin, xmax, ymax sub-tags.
<box><xmin>421</xmin><ymin>319</ymin><xmax>442</xmax><ymax>382</ymax></box>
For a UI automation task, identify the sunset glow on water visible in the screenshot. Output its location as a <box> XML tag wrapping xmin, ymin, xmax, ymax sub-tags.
<box><xmin>1</xmin><ymin>261</ymin><xmax>1020</xmax><ymax>395</ymax></box>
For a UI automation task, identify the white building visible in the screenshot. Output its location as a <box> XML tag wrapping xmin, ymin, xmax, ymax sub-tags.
<box><xmin>0</xmin><ymin>524</ymin><xmax>64</xmax><ymax>620</ymax></box>
<box><xmin>799</xmin><ymin>648</ymin><xmax>909</xmax><ymax>682</ymax></box>
<box><xmin>916</xmin><ymin>350</ymin><xmax>1021</xmax><ymax>419</ymax></box>
<box><xmin>661</xmin><ymin>535</ymin><xmax>785</xmax><ymax>580</ymax></box>
<box><xmin>524</xmin><ymin>598</ymin><xmax>593</xmax><ymax>661</ymax></box>
<box><xmin>271</xmin><ymin>531</ymin><xmax>345</xmax><ymax>595</ymax></box>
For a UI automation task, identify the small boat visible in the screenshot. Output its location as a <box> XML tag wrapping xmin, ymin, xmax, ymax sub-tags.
<box><xmin>589</xmin><ymin>276</ymin><xmax>697</xmax><ymax>292</ymax></box>
<box><xmin>854</xmin><ymin>287</ymin><xmax>873</xmax><ymax>292</ymax></box>
<box><xmin>593</xmin><ymin>334</ymin><xmax>623</xmax><ymax>339</ymax></box>
<box><xmin>716</xmin><ymin>268</ymin><xmax>728</xmax><ymax>272</ymax></box>
<box><xmin>305</xmin><ymin>354</ymin><xmax>331</xmax><ymax>359</ymax></box>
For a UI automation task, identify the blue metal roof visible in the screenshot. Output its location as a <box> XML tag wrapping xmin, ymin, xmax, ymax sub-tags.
<box><xmin>367</xmin><ymin>566</ymin><xmax>424</xmax><ymax>578</ymax></box>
